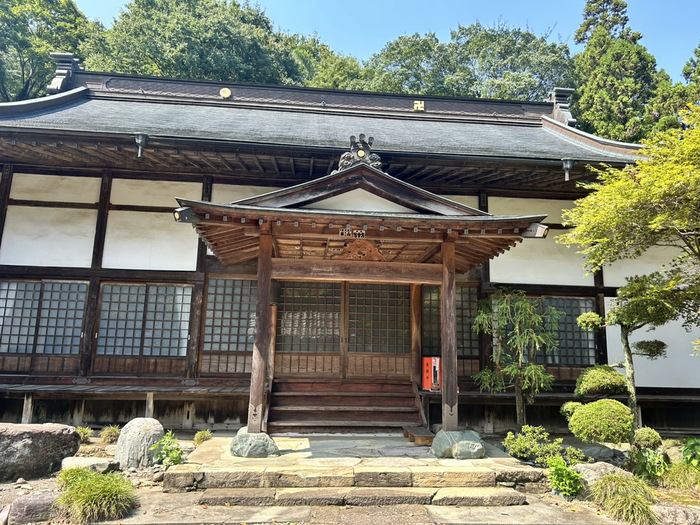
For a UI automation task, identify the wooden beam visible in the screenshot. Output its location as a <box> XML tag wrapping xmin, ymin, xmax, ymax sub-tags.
<box><xmin>410</xmin><ymin>284</ymin><xmax>422</xmax><ymax>386</ymax></box>
<box><xmin>271</xmin><ymin>258</ymin><xmax>443</xmax><ymax>285</ymax></box>
<box><xmin>145</xmin><ymin>392</ymin><xmax>154</xmax><ymax>418</ymax></box>
<box><xmin>248</xmin><ymin>227</ymin><xmax>272</xmax><ymax>433</ymax></box>
<box><xmin>22</xmin><ymin>393</ymin><xmax>33</xmax><ymax>424</ymax></box>
<box><xmin>441</xmin><ymin>240</ymin><xmax>458</xmax><ymax>431</ymax></box>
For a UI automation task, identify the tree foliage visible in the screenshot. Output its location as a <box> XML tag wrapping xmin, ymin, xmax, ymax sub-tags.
<box><xmin>81</xmin><ymin>0</ymin><xmax>303</xmax><ymax>85</ymax></box>
<box><xmin>0</xmin><ymin>0</ymin><xmax>90</xmax><ymax>101</ymax></box>
<box><xmin>571</xmin><ymin>0</ymin><xmax>695</xmax><ymax>142</ymax></box>
<box><xmin>561</xmin><ymin>106</ymin><xmax>700</xmax><ymax>269</ymax></box>
<box><xmin>355</xmin><ymin>23</ymin><xmax>573</xmax><ymax>100</ymax></box>
<box><xmin>473</xmin><ymin>290</ymin><xmax>564</xmax><ymax>428</ymax></box>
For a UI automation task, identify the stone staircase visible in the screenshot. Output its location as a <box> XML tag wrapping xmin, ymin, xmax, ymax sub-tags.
<box><xmin>163</xmin><ymin>436</ymin><xmax>548</xmax><ymax>508</ymax></box>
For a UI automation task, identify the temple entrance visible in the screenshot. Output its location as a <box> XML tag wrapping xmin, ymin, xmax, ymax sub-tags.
<box><xmin>274</xmin><ymin>281</ymin><xmax>412</xmax><ymax>379</ymax></box>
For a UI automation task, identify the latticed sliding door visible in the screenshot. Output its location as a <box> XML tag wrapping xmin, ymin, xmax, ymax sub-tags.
<box><xmin>274</xmin><ymin>281</ymin><xmax>342</xmax><ymax>377</ymax></box>
<box><xmin>346</xmin><ymin>283</ymin><xmax>411</xmax><ymax>378</ymax></box>
<box><xmin>274</xmin><ymin>281</ymin><xmax>412</xmax><ymax>379</ymax></box>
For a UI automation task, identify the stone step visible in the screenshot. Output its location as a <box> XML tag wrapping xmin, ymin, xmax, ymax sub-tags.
<box><xmin>197</xmin><ymin>486</ymin><xmax>527</xmax><ymax>507</ymax></box>
<box><xmin>164</xmin><ymin>464</ymin><xmax>536</xmax><ymax>492</ymax></box>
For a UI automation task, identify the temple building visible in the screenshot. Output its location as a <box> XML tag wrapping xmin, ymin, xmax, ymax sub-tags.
<box><xmin>0</xmin><ymin>54</ymin><xmax>697</xmax><ymax>432</ymax></box>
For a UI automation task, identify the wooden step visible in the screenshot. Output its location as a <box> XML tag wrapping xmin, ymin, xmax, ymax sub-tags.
<box><xmin>403</xmin><ymin>425</ymin><xmax>435</xmax><ymax>446</ymax></box>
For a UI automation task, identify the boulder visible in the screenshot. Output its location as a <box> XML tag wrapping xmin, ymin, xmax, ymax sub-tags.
<box><xmin>115</xmin><ymin>418</ymin><xmax>164</xmax><ymax>469</ymax></box>
<box><xmin>571</xmin><ymin>461</ymin><xmax>631</xmax><ymax>495</ymax></box>
<box><xmin>431</xmin><ymin>430</ymin><xmax>485</xmax><ymax>459</ymax></box>
<box><xmin>230</xmin><ymin>427</ymin><xmax>279</xmax><ymax>458</ymax></box>
<box><xmin>61</xmin><ymin>456</ymin><xmax>120</xmax><ymax>473</ymax></box>
<box><xmin>8</xmin><ymin>492</ymin><xmax>57</xmax><ymax>525</ymax></box>
<box><xmin>0</xmin><ymin>423</ymin><xmax>80</xmax><ymax>481</ymax></box>
<box><xmin>652</xmin><ymin>503</ymin><xmax>700</xmax><ymax>525</ymax></box>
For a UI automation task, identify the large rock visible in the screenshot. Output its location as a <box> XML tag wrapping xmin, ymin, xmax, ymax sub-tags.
<box><xmin>230</xmin><ymin>427</ymin><xmax>279</xmax><ymax>458</ymax></box>
<box><xmin>652</xmin><ymin>503</ymin><xmax>700</xmax><ymax>525</ymax></box>
<box><xmin>571</xmin><ymin>461</ymin><xmax>631</xmax><ymax>496</ymax></box>
<box><xmin>0</xmin><ymin>423</ymin><xmax>80</xmax><ymax>481</ymax></box>
<box><xmin>8</xmin><ymin>492</ymin><xmax>57</xmax><ymax>525</ymax></box>
<box><xmin>431</xmin><ymin>430</ymin><xmax>485</xmax><ymax>459</ymax></box>
<box><xmin>115</xmin><ymin>418</ymin><xmax>164</xmax><ymax>469</ymax></box>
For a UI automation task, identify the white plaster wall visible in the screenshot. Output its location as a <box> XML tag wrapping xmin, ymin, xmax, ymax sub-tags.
<box><xmin>0</xmin><ymin>207</ymin><xmax>96</xmax><ymax>267</ymax></box>
<box><xmin>604</xmin><ymin>246</ymin><xmax>684</xmax><ymax>287</ymax></box>
<box><xmin>488</xmin><ymin>197</ymin><xmax>574</xmax><ymax>223</ymax></box>
<box><xmin>11</xmin><ymin>173</ymin><xmax>100</xmax><ymax>204</ymax></box>
<box><xmin>111</xmin><ymin>179</ymin><xmax>202</xmax><ymax>207</ymax></box>
<box><xmin>102</xmin><ymin>211</ymin><xmax>198</xmax><ymax>270</ymax></box>
<box><xmin>605</xmin><ymin>297</ymin><xmax>700</xmax><ymax>388</ymax></box>
<box><xmin>212</xmin><ymin>184</ymin><xmax>274</xmax><ymax>203</ymax></box>
<box><xmin>439</xmin><ymin>195</ymin><xmax>479</xmax><ymax>210</ymax></box>
<box><xmin>302</xmin><ymin>189</ymin><xmax>415</xmax><ymax>213</ymax></box>
<box><xmin>489</xmin><ymin>230</ymin><xmax>593</xmax><ymax>286</ymax></box>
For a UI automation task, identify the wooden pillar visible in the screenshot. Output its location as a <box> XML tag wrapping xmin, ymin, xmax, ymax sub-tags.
<box><xmin>22</xmin><ymin>393</ymin><xmax>33</xmax><ymax>424</ymax></box>
<box><xmin>410</xmin><ymin>284</ymin><xmax>422</xmax><ymax>385</ymax></box>
<box><xmin>145</xmin><ymin>393</ymin><xmax>154</xmax><ymax>418</ymax></box>
<box><xmin>266</xmin><ymin>304</ymin><xmax>278</xmax><ymax>392</ymax></box>
<box><xmin>441</xmin><ymin>240</ymin><xmax>458</xmax><ymax>431</ymax></box>
<box><xmin>182</xmin><ymin>401</ymin><xmax>195</xmax><ymax>429</ymax></box>
<box><xmin>72</xmin><ymin>400</ymin><xmax>85</xmax><ymax>427</ymax></box>
<box><xmin>248</xmin><ymin>228</ymin><xmax>272</xmax><ymax>433</ymax></box>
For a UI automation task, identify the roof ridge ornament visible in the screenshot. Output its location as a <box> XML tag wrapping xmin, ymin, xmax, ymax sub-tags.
<box><xmin>335</xmin><ymin>134</ymin><xmax>382</xmax><ymax>172</ymax></box>
<box><xmin>47</xmin><ymin>53</ymin><xmax>83</xmax><ymax>95</ymax></box>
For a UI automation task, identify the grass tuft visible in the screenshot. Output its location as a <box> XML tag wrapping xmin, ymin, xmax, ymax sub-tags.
<box><xmin>591</xmin><ymin>473</ymin><xmax>657</xmax><ymax>525</ymax></box>
<box><xmin>54</xmin><ymin>468</ymin><xmax>136</xmax><ymax>524</ymax></box>
<box><xmin>100</xmin><ymin>424</ymin><xmax>121</xmax><ymax>444</ymax></box>
<box><xmin>194</xmin><ymin>429</ymin><xmax>213</xmax><ymax>446</ymax></box>
<box><xmin>659</xmin><ymin>462</ymin><xmax>700</xmax><ymax>490</ymax></box>
<box><xmin>75</xmin><ymin>426</ymin><xmax>93</xmax><ymax>444</ymax></box>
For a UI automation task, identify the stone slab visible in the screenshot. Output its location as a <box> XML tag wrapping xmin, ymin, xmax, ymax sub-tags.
<box><xmin>354</xmin><ymin>467</ymin><xmax>412</xmax><ymax>487</ymax></box>
<box><xmin>197</xmin><ymin>488</ymin><xmax>275</xmax><ymax>506</ymax></box>
<box><xmin>492</xmin><ymin>465</ymin><xmax>546</xmax><ymax>483</ymax></box>
<box><xmin>162</xmin><ymin>464</ymin><xmax>200</xmax><ymax>492</ymax></box>
<box><xmin>263</xmin><ymin>467</ymin><xmax>355</xmax><ymax>488</ymax></box>
<box><xmin>432</xmin><ymin>487</ymin><xmax>527</xmax><ymax>506</ymax></box>
<box><xmin>198</xmin><ymin>468</ymin><xmax>266</xmax><ymax>489</ymax></box>
<box><xmin>410</xmin><ymin>466</ymin><xmax>495</xmax><ymax>487</ymax></box>
<box><xmin>345</xmin><ymin>487</ymin><xmax>437</xmax><ymax>506</ymax></box>
<box><xmin>275</xmin><ymin>488</ymin><xmax>349</xmax><ymax>506</ymax></box>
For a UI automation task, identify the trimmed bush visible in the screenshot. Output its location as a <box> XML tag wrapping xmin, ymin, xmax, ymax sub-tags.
<box><xmin>560</xmin><ymin>401</ymin><xmax>583</xmax><ymax>421</ymax></box>
<box><xmin>591</xmin><ymin>473</ymin><xmax>656</xmax><ymax>525</ymax></box>
<box><xmin>100</xmin><ymin>425</ymin><xmax>120</xmax><ymax>444</ymax></box>
<box><xmin>54</xmin><ymin>468</ymin><xmax>136</xmax><ymax>524</ymax></box>
<box><xmin>75</xmin><ymin>426</ymin><xmax>93</xmax><ymax>444</ymax></box>
<box><xmin>634</xmin><ymin>427</ymin><xmax>662</xmax><ymax>451</ymax></box>
<box><xmin>568</xmin><ymin>399</ymin><xmax>634</xmax><ymax>444</ymax></box>
<box><xmin>194</xmin><ymin>429</ymin><xmax>212</xmax><ymax>446</ymax></box>
<box><xmin>574</xmin><ymin>364</ymin><xmax>628</xmax><ymax>398</ymax></box>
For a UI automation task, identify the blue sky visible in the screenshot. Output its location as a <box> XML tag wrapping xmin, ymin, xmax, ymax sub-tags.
<box><xmin>74</xmin><ymin>0</ymin><xmax>699</xmax><ymax>83</ymax></box>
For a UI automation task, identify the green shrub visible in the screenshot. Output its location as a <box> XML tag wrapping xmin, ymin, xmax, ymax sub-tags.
<box><xmin>547</xmin><ymin>456</ymin><xmax>583</xmax><ymax>497</ymax></box>
<box><xmin>574</xmin><ymin>365</ymin><xmax>628</xmax><ymax>398</ymax></box>
<box><xmin>568</xmin><ymin>399</ymin><xmax>634</xmax><ymax>444</ymax></box>
<box><xmin>100</xmin><ymin>425</ymin><xmax>120</xmax><ymax>444</ymax></box>
<box><xmin>149</xmin><ymin>430</ymin><xmax>183</xmax><ymax>468</ymax></box>
<box><xmin>659</xmin><ymin>462</ymin><xmax>700</xmax><ymax>490</ymax></box>
<box><xmin>683</xmin><ymin>437</ymin><xmax>700</xmax><ymax>467</ymax></box>
<box><xmin>54</xmin><ymin>469</ymin><xmax>135</xmax><ymax>524</ymax></box>
<box><xmin>630</xmin><ymin>448</ymin><xmax>669</xmax><ymax>481</ymax></box>
<box><xmin>57</xmin><ymin>468</ymin><xmax>97</xmax><ymax>489</ymax></box>
<box><xmin>194</xmin><ymin>429</ymin><xmax>212</xmax><ymax>446</ymax></box>
<box><xmin>560</xmin><ymin>401</ymin><xmax>583</xmax><ymax>421</ymax></box>
<box><xmin>502</xmin><ymin>425</ymin><xmax>587</xmax><ymax>467</ymax></box>
<box><xmin>634</xmin><ymin>427</ymin><xmax>662</xmax><ymax>451</ymax></box>
<box><xmin>75</xmin><ymin>426</ymin><xmax>93</xmax><ymax>444</ymax></box>
<box><xmin>591</xmin><ymin>473</ymin><xmax>656</xmax><ymax>525</ymax></box>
